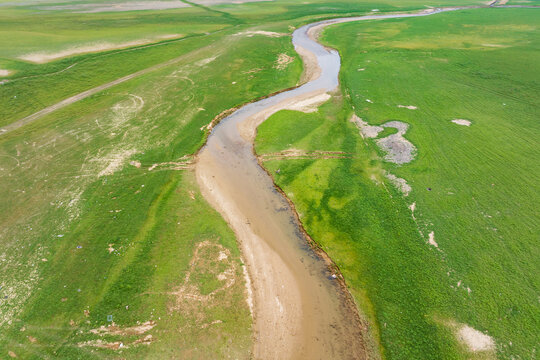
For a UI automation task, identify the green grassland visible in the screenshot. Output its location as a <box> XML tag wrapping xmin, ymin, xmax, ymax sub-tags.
<box><xmin>0</xmin><ymin>6</ymin><xmax>302</xmax><ymax>356</ymax></box>
<box><xmin>1</xmin><ymin>0</ymin><xmax>531</xmax><ymax>358</ymax></box>
<box><xmin>256</xmin><ymin>7</ymin><xmax>539</xmax><ymax>359</ymax></box>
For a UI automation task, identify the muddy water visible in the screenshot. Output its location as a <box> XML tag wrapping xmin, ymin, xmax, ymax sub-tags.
<box><xmin>196</xmin><ymin>8</ymin><xmax>458</xmax><ymax>359</ymax></box>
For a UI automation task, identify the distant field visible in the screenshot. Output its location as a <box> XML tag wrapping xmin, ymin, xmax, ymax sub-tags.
<box><xmin>256</xmin><ymin>7</ymin><xmax>539</xmax><ymax>359</ymax></box>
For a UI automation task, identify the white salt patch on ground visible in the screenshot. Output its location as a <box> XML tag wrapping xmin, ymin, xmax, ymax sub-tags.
<box><xmin>458</xmin><ymin>325</ymin><xmax>495</xmax><ymax>352</ymax></box>
<box><xmin>0</xmin><ymin>70</ymin><xmax>11</xmax><ymax>77</ymax></box>
<box><xmin>452</xmin><ymin>119</ymin><xmax>471</xmax><ymax>126</ymax></box>
<box><xmin>20</xmin><ymin>35</ymin><xmax>182</xmax><ymax>63</ymax></box>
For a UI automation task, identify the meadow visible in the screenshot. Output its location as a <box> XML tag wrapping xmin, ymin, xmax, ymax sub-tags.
<box><xmin>256</xmin><ymin>7</ymin><xmax>539</xmax><ymax>359</ymax></box>
<box><xmin>0</xmin><ymin>0</ymin><xmax>523</xmax><ymax>358</ymax></box>
<box><xmin>0</xmin><ymin>3</ymin><xmax>304</xmax><ymax>356</ymax></box>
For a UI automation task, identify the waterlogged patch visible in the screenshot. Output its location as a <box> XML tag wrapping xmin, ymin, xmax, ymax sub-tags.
<box><xmin>452</xmin><ymin>119</ymin><xmax>471</xmax><ymax>126</ymax></box>
<box><xmin>457</xmin><ymin>325</ymin><xmax>495</xmax><ymax>352</ymax></box>
<box><xmin>19</xmin><ymin>35</ymin><xmax>183</xmax><ymax>63</ymax></box>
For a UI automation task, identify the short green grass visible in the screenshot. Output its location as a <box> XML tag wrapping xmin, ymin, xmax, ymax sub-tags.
<box><xmin>256</xmin><ymin>7</ymin><xmax>539</xmax><ymax>359</ymax></box>
<box><xmin>1</xmin><ymin>0</ymin><xmax>523</xmax><ymax>358</ymax></box>
<box><xmin>0</xmin><ymin>9</ymin><xmax>301</xmax><ymax>357</ymax></box>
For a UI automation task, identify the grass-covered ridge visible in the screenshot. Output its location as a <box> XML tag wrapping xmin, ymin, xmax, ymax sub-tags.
<box><xmin>256</xmin><ymin>7</ymin><xmax>539</xmax><ymax>359</ymax></box>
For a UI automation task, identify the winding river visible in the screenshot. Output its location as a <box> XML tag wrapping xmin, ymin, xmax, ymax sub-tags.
<box><xmin>196</xmin><ymin>7</ymin><xmax>466</xmax><ymax>359</ymax></box>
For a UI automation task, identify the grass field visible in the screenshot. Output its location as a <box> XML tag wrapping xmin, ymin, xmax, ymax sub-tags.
<box><xmin>0</xmin><ymin>3</ymin><xmax>303</xmax><ymax>356</ymax></box>
<box><xmin>1</xmin><ymin>0</ymin><xmax>529</xmax><ymax>358</ymax></box>
<box><xmin>256</xmin><ymin>7</ymin><xmax>539</xmax><ymax>359</ymax></box>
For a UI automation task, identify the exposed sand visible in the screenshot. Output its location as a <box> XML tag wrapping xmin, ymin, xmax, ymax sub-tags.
<box><xmin>20</xmin><ymin>34</ymin><xmax>182</xmax><ymax>63</ymax></box>
<box><xmin>295</xmin><ymin>44</ymin><xmax>321</xmax><ymax>85</ymax></box>
<box><xmin>452</xmin><ymin>119</ymin><xmax>472</xmax><ymax>126</ymax></box>
<box><xmin>40</xmin><ymin>1</ymin><xmax>189</xmax><ymax>13</ymax></box>
<box><xmin>0</xmin><ymin>70</ymin><xmax>11</xmax><ymax>77</ymax></box>
<box><xmin>458</xmin><ymin>325</ymin><xmax>495</xmax><ymax>352</ymax></box>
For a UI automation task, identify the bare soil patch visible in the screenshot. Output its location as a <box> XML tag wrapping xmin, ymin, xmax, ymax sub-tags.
<box><xmin>40</xmin><ymin>1</ymin><xmax>189</xmax><ymax>13</ymax></box>
<box><xmin>452</xmin><ymin>119</ymin><xmax>471</xmax><ymax>126</ymax></box>
<box><xmin>235</xmin><ymin>30</ymin><xmax>284</xmax><ymax>38</ymax></box>
<box><xmin>168</xmin><ymin>240</ymin><xmax>237</xmax><ymax>310</ymax></box>
<box><xmin>397</xmin><ymin>104</ymin><xmax>417</xmax><ymax>110</ymax></box>
<box><xmin>0</xmin><ymin>70</ymin><xmax>11</xmax><ymax>77</ymax></box>
<box><xmin>20</xmin><ymin>35</ymin><xmax>183</xmax><ymax>63</ymax></box>
<box><xmin>458</xmin><ymin>325</ymin><xmax>495</xmax><ymax>352</ymax></box>
<box><xmin>274</xmin><ymin>53</ymin><xmax>294</xmax><ymax>70</ymax></box>
<box><xmin>385</xmin><ymin>172</ymin><xmax>411</xmax><ymax>196</ymax></box>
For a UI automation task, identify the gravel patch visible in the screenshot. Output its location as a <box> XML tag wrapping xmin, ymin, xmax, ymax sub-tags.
<box><xmin>376</xmin><ymin>121</ymin><xmax>416</xmax><ymax>164</ymax></box>
<box><xmin>350</xmin><ymin>114</ymin><xmax>383</xmax><ymax>138</ymax></box>
<box><xmin>385</xmin><ymin>172</ymin><xmax>411</xmax><ymax>196</ymax></box>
